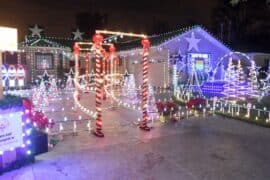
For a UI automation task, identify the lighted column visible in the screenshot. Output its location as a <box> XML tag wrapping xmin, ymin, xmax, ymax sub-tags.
<box><xmin>93</xmin><ymin>33</ymin><xmax>104</xmax><ymax>137</ymax></box>
<box><xmin>85</xmin><ymin>53</ymin><xmax>90</xmax><ymax>86</ymax></box>
<box><xmin>73</xmin><ymin>43</ymin><xmax>80</xmax><ymax>88</ymax></box>
<box><xmin>109</xmin><ymin>44</ymin><xmax>116</xmax><ymax>97</ymax></box>
<box><xmin>140</xmin><ymin>38</ymin><xmax>151</xmax><ymax>131</ymax></box>
<box><xmin>102</xmin><ymin>50</ymin><xmax>109</xmax><ymax>100</ymax></box>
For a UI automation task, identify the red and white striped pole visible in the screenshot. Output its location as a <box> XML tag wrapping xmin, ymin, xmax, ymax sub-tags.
<box><xmin>93</xmin><ymin>33</ymin><xmax>104</xmax><ymax>137</ymax></box>
<box><xmin>140</xmin><ymin>38</ymin><xmax>151</xmax><ymax>131</ymax></box>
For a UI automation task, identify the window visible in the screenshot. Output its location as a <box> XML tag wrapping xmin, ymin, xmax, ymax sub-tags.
<box><xmin>35</xmin><ymin>53</ymin><xmax>54</xmax><ymax>70</ymax></box>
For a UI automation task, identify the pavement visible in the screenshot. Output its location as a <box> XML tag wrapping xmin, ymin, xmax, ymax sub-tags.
<box><xmin>1</xmin><ymin>92</ymin><xmax>270</xmax><ymax>180</ymax></box>
<box><xmin>1</xmin><ymin>107</ymin><xmax>270</xmax><ymax>180</ymax></box>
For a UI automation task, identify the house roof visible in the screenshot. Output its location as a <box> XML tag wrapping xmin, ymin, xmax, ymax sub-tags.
<box><xmin>115</xmin><ymin>25</ymin><xmax>231</xmax><ymax>52</ymax></box>
<box><xmin>19</xmin><ymin>25</ymin><xmax>232</xmax><ymax>53</ymax></box>
<box><xmin>20</xmin><ymin>36</ymin><xmax>75</xmax><ymax>50</ymax></box>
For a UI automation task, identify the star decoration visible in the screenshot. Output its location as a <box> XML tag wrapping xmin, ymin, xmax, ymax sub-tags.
<box><xmin>185</xmin><ymin>32</ymin><xmax>201</xmax><ymax>52</ymax></box>
<box><xmin>29</xmin><ymin>24</ymin><xmax>43</xmax><ymax>38</ymax></box>
<box><xmin>65</xmin><ymin>68</ymin><xmax>75</xmax><ymax>78</ymax></box>
<box><xmin>72</xmin><ymin>29</ymin><xmax>84</xmax><ymax>40</ymax></box>
<box><xmin>123</xmin><ymin>69</ymin><xmax>130</xmax><ymax>79</ymax></box>
<box><xmin>37</xmin><ymin>70</ymin><xmax>53</xmax><ymax>82</ymax></box>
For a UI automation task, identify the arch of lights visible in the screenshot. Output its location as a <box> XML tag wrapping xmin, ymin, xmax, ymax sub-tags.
<box><xmin>213</xmin><ymin>51</ymin><xmax>255</xmax><ymax>79</ymax></box>
<box><xmin>72</xmin><ymin>30</ymin><xmax>151</xmax><ymax>137</ymax></box>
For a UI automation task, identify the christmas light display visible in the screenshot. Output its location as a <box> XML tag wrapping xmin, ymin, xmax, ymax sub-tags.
<box><xmin>32</xmin><ymin>81</ymin><xmax>49</xmax><ymax>111</ymax></box>
<box><xmin>248</xmin><ymin>60</ymin><xmax>259</xmax><ymax>97</ymax></box>
<box><xmin>140</xmin><ymin>38</ymin><xmax>151</xmax><ymax>131</ymax></box>
<box><xmin>7</xmin><ymin>65</ymin><xmax>17</xmax><ymax>87</ymax></box>
<box><xmin>16</xmin><ymin>65</ymin><xmax>26</xmax><ymax>87</ymax></box>
<box><xmin>122</xmin><ymin>73</ymin><xmax>138</xmax><ymax>104</ymax></box>
<box><xmin>148</xmin><ymin>84</ymin><xmax>158</xmax><ymax>120</ymax></box>
<box><xmin>85</xmin><ymin>53</ymin><xmax>90</xmax><ymax>87</ymax></box>
<box><xmin>48</xmin><ymin>78</ymin><xmax>59</xmax><ymax>100</ymax></box>
<box><xmin>93</xmin><ymin>33</ymin><xmax>105</xmax><ymax>137</ymax></box>
<box><xmin>65</xmin><ymin>75</ymin><xmax>75</xmax><ymax>92</ymax></box>
<box><xmin>235</xmin><ymin>60</ymin><xmax>248</xmax><ymax>97</ymax></box>
<box><xmin>1</xmin><ymin>65</ymin><xmax>8</xmax><ymax>87</ymax></box>
<box><xmin>0</xmin><ymin>96</ymin><xmax>33</xmax><ymax>168</ymax></box>
<box><xmin>223</xmin><ymin>58</ymin><xmax>237</xmax><ymax>98</ymax></box>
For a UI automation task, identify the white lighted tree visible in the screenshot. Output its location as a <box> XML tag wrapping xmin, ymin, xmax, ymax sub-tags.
<box><xmin>248</xmin><ymin>61</ymin><xmax>259</xmax><ymax>96</ymax></box>
<box><xmin>32</xmin><ymin>81</ymin><xmax>49</xmax><ymax>111</ymax></box>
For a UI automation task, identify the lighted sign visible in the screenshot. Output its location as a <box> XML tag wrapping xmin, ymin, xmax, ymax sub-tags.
<box><xmin>187</xmin><ymin>53</ymin><xmax>211</xmax><ymax>73</ymax></box>
<box><xmin>201</xmin><ymin>81</ymin><xmax>226</xmax><ymax>94</ymax></box>
<box><xmin>0</xmin><ymin>27</ymin><xmax>18</xmax><ymax>51</ymax></box>
<box><xmin>0</xmin><ymin>111</ymin><xmax>23</xmax><ymax>152</ymax></box>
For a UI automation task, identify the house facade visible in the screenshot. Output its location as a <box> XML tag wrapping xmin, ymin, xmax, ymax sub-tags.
<box><xmin>118</xmin><ymin>26</ymin><xmax>231</xmax><ymax>88</ymax></box>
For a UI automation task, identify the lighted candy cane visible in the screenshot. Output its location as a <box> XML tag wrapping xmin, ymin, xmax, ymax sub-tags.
<box><xmin>140</xmin><ymin>38</ymin><xmax>151</xmax><ymax>131</ymax></box>
<box><xmin>93</xmin><ymin>33</ymin><xmax>104</xmax><ymax>137</ymax></box>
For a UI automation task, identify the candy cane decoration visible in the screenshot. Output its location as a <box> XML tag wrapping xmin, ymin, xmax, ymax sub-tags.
<box><xmin>140</xmin><ymin>38</ymin><xmax>151</xmax><ymax>131</ymax></box>
<box><xmin>93</xmin><ymin>33</ymin><xmax>104</xmax><ymax>137</ymax></box>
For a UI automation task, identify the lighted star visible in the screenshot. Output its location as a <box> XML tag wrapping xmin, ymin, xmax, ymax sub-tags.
<box><xmin>123</xmin><ymin>69</ymin><xmax>130</xmax><ymax>79</ymax></box>
<box><xmin>29</xmin><ymin>24</ymin><xmax>43</xmax><ymax>38</ymax></box>
<box><xmin>64</xmin><ymin>68</ymin><xmax>75</xmax><ymax>78</ymax></box>
<box><xmin>37</xmin><ymin>70</ymin><xmax>53</xmax><ymax>82</ymax></box>
<box><xmin>72</xmin><ymin>29</ymin><xmax>84</xmax><ymax>40</ymax></box>
<box><xmin>185</xmin><ymin>32</ymin><xmax>201</xmax><ymax>52</ymax></box>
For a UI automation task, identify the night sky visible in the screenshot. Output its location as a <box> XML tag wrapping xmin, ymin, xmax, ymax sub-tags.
<box><xmin>0</xmin><ymin>0</ymin><xmax>218</xmax><ymax>40</ymax></box>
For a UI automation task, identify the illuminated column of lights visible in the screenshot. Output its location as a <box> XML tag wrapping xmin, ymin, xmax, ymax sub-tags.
<box><xmin>109</xmin><ymin>45</ymin><xmax>116</xmax><ymax>103</ymax></box>
<box><xmin>102</xmin><ymin>50</ymin><xmax>107</xmax><ymax>100</ymax></box>
<box><xmin>85</xmin><ymin>53</ymin><xmax>90</xmax><ymax>86</ymax></box>
<box><xmin>140</xmin><ymin>38</ymin><xmax>151</xmax><ymax>131</ymax></box>
<box><xmin>173</xmin><ymin>64</ymin><xmax>177</xmax><ymax>95</ymax></box>
<box><xmin>93</xmin><ymin>33</ymin><xmax>104</xmax><ymax>137</ymax></box>
<box><xmin>73</xmin><ymin>43</ymin><xmax>80</xmax><ymax>93</ymax></box>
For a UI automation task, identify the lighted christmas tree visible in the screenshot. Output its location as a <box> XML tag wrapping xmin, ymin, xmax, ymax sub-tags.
<box><xmin>147</xmin><ymin>84</ymin><xmax>158</xmax><ymax>119</ymax></box>
<box><xmin>223</xmin><ymin>58</ymin><xmax>238</xmax><ymax>98</ymax></box>
<box><xmin>32</xmin><ymin>80</ymin><xmax>49</xmax><ymax>111</ymax></box>
<box><xmin>48</xmin><ymin>78</ymin><xmax>59</xmax><ymax>100</ymax></box>
<box><xmin>248</xmin><ymin>61</ymin><xmax>259</xmax><ymax>96</ymax></box>
<box><xmin>235</xmin><ymin>60</ymin><xmax>247</xmax><ymax>97</ymax></box>
<box><xmin>122</xmin><ymin>74</ymin><xmax>129</xmax><ymax>97</ymax></box>
<box><xmin>122</xmin><ymin>74</ymin><xmax>138</xmax><ymax>104</ymax></box>
<box><xmin>65</xmin><ymin>75</ymin><xmax>75</xmax><ymax>91</ymax></box>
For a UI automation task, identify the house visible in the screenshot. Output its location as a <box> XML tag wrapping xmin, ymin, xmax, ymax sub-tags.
<box><xmin>117</xmin><ymin>26</ymin><xmax>231</xmax><ymax>88</ymax></box>
<box><xmin>19</xmin><ymin>36</ymin><xmax>74</xmax><ymax>84</ymax></box>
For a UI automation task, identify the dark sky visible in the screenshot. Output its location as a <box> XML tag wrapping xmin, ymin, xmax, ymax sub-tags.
<box><xmin>0</xmin><ymin>0</ymin><xmax>219</xmax><ymax>40</ymax></box>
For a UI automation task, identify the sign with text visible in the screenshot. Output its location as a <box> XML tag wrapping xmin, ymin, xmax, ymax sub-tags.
<box><xmin>0</xmin><ymin>111</ymin><xmax>23</xmax><ymax>152</ymax></box>
<box><xmin>0</xmin><ymin>27</ymin><xmax>18</xmax><ymax>51</ymax></box>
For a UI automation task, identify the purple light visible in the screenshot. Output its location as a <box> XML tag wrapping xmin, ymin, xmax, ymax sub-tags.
<box><xmin>0</xmin><ymin>106</ymin><xmax>32</xmax><ymax>157</ymax></box>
